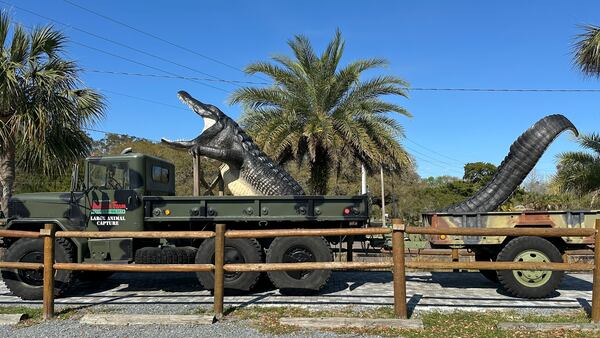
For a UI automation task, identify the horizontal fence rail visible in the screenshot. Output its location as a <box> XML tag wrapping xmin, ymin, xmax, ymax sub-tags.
<box><xmin>0</xmin><ymin>229</ymin><xmax>41</xmax><ymax>238</ymax></box>
<box><xmin>225</xmin><ymin>227</ymin><xmax>391</xmax><ymax>238</ymax></box>
<box><xmin>55</xmin><ymin>230</ymin><xmax>215</xmax><ymax>239</ymax></box>
<box><xmin>0</xmin><ymin>220</ymin><xmax>598</xmax><ymax>323</ymax></box>
<box><xmin>54</xmin><ymin>263</ymin><xmax>214</xmax><ymax>273</ymax></box>
<box><xmin>406</xmin><ymin>226</ymin><xmax>596</xmax><ymax>237</ymax></box>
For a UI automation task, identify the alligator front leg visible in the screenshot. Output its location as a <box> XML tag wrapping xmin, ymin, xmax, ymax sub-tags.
<box><xmin>189</xmin><ymin>145</ymin><xmax>243</xmax><ymax>164</ymax></box>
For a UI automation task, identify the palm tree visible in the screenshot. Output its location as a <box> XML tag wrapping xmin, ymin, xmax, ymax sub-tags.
<box><xmin>554</xmin><ymin>133</ymin><xmax>600</xmax><ymax>206</ymax></box>
<box><xmin>230</xmin><ymin>30</ymin><xmax>411</xmax><ymax>194</ymax></box>
<box><xmin>573</xmin><ymin>24</ymin><xmax>600</xmax><ymax>76</ymax></box>
<box><xmin>0</xmin><ymin>13</ymin><xmax>105</xmax><ymax>213</ymax></box>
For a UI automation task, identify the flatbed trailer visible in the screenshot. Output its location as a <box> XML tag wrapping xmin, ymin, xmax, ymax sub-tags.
<box><xmin>421</xmin><ymin>210</ymin><xmax>598</xmax><ymax>298</ymax></box>
<box><xmin>0</xmin><ymin>152</ymin><xmax>370</xmax><ymax>300</ymax></box>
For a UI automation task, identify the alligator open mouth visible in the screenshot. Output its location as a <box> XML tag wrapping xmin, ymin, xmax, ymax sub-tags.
<box><xmin>160</xmin><ymin>91</ymin><xmax>218</xmax><ymax>148</ymax></box>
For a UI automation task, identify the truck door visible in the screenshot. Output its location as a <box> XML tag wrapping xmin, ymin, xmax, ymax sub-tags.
<box><xmin>86</xmin><ymin>160</ymin><xmax>143</xmax><ymax>231</ymax></box>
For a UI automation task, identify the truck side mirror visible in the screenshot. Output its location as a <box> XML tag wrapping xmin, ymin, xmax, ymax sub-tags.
<box><xmin>70</xmin><ymin>163</ymin><xmax>79</xmax><ymax>192</ymax></box>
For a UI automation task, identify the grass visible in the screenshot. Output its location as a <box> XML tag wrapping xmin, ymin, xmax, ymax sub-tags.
<box><xmin>0</xmin><ymin>306</ymin><xmax>42</xmax><ymax>320</ymax></box>
<box><xmin>221</xmin><ymin>306</ymin><xmax>595</xmax><ymax>337</ymax></box>
<box><xmin>0</xmin><ymin>306</ymin><xmax>80</xmax><ymax>327</ymax></box>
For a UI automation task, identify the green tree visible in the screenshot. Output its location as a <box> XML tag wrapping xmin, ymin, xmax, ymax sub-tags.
<box><xmin>554</xmin><ymin>133</ymin><xmax>600</xmax><ymax>206</ymax></box>
<box><xmin>0</xmin><ymin>13</ymin><xmax>105</xmax><ymax>212</ymax></box>
<box><xmin>463</xmin><ymin>162</ymin><xmax>497</xmax><ymax>185</ymax></box>
<box><xmin>574</xmin><ymin>24</ymin><xmax>600</xmax><ymax>76</ymax></box>
<box><xmin>230</xmin><ymin>30</ymin><xmax>411</xmax><ymax>194</ymax></box>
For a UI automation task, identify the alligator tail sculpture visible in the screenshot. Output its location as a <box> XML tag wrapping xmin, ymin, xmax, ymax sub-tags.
<box><xmin>442</xmin><ymin>114</ymin><xmax>578</xmax><ymax>213</ymax></box>
<box><xmin>161</xmin><ymin>91</ymin><xmax>305</xmax><ymax>196</ymax></box>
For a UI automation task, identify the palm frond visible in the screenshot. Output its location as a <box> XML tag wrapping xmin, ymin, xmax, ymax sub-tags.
<box><xmin>0</xmin><ymin>17</ymin><xmax>106</xmax><ymax>176</ymax></box>
<box><xmin>0</xmin><ymin>11</ymin><xmax>10</xmax><ymax>51</ymax></box>
<box><xmin>231</xmin><ymin>30</ymin><xmax>411</xmax><ymax>193</ymax></box>
<box><xmin>574</xmin><ymin>24</ymin><xmax>600</xmax><ymax>77</ymax></box>
<box><xmin>578</xmin><ymin>132</ymin><xmax>600</xmax><ymax>155</ymax></box>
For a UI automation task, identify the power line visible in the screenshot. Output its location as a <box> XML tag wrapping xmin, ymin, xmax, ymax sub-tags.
<box><xmin>62</xmin><ymin>0</ymin><xmax>267</xmax><ymax>82</ymax></box>
<box><xmin>403</xmin><ymin>144</ymin><xmax>463</xmax><ymax>168</ymax></box>
<box><xmin>69</xmin><ymin>40</ymin><xmax>228</xmax><ymax>93</ymax></box>
<box><xmin>5</xmin><ymin>2</ymin><xmax>231</xmax><ymax>93</ymax></box>
<box><xmin>2</xmin><ymin>1</ymin><xmax>246</xmax><ymax>88</ymax></box>
<box><xmin>99</xmin><ymin>89</ymin><xmax>188</xmax><ymax>111</ymax></box>
<box><xmin>86</xmin><ymin>69</ymin><xmax>268</xmax><ymax>85</ymax></box>
<box><xmin>409</xmin><ymin>152</ymin><xmax>464</xmax><ymax>173</ymax></box>
<box><xmin>85</xmin><ymin>69</ymin><xmax>600</xmax><ymax>93</ymax></box>
<box><xmin>404</xmin><ymin>137</ymin><xmax>466</xmax><ymax>164</ymax></box>
<box><xmin>9</xmin><ymin>2</ymin><xmax>600</xmax><ymax>94</ymax></box>
<box><xmin>409</xmin><ymin>87</ymin><xmax>600</xmax><ymax>92</ymax></box>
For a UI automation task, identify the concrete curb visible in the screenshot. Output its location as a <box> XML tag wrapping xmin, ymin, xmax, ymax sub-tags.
<box><xmin>80</xmin><ymin>314</ymin><xmax>215</xmax><ymax>325</ymax></box>
<box><xmin>279</xmin><ymin>317</ymin><xmax>424</xmax><ymax>329</ymax></box>
<box><xmin>498</xmin><ymin>322</ymin><xmax>600</xmax><ymax>331</ymax></box>
<box><xmin>0</xmin><ymin>314</ymin><xmax>25</xmax><ymax>325</ymax></box>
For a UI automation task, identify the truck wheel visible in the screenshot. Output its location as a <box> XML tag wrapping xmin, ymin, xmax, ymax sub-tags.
<box><xmin>1</xmin><ymin>238</ymin><xmax>76</xmax><ymax>300</ymax></box>
<box><xmin>79</xmin><ymin>271</ymin><xmax>114</xmax><ymax>281</ymax></box>
<box><xmin>266</xmin><ymin>236</ymin><xmax>332</xmax><ymax>295</ymax></box>
<box><xmin>195</xmin><ymin>238</ymin><xmax>262</xmax><ymax>292</ymax></box>
<box><xmin>474</xmin><ymin>250</ymin><xmax>499</xmax><ymax>283</ymax></box>
<box><xmin>135</xmin><ymin>246</ymin><xmax>197</xmax><ymax>264</ymax></box>
<box><xmin>497</xmin><ymin>236</ymin><xmax>563</xmax><ymax>298</ymax></box>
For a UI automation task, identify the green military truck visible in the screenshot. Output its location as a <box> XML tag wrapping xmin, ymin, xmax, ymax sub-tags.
<box><xmin>422</xmin><ymin>211</ymin><xmax>598</xmax><ymax>298</ymax></box>
<box><xmin>0</xmin><ymin>150</ymin><xmax>369</xmax><ymax>300</ymax></box>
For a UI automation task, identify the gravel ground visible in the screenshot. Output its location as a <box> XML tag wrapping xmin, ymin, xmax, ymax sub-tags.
<box><xmin>0</xmin><ymin>318</ymin><xmax>361</xmax><ymax>338</ymax></box>
<box><xmin>0</xmin><ymin>271</ymin><xmax>593</xmax><ymax>337</ymax></box>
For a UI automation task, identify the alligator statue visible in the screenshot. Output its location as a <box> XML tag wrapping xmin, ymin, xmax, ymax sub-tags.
<box><xmin>161</xmin><ymin>91</ymin><xmax>305</xmax><ymax>196</ymax></box>
<box><xmin>442</xmin><ymin>114</ymin><xmax>578</xmax><ymax>213</ymax></box>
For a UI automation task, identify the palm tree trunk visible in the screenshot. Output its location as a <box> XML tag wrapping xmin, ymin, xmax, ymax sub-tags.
<box><xmin>591</xmin><ymin>189</ymin><xmax>600</xmax><ymax>208</ymax></box>
<box><xmin>308</xmin><ymin>147</ymin><xmax>330</xmax><ymax>195</ymax></box>
<box><xmin>0</xmin><ymin>139</ymin><xmax>15</xmax><ymax>215</ymax></box>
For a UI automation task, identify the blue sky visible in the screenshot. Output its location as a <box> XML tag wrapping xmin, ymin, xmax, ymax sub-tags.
<box><xmin>4</xmin><ymin>1</ymin><xmax>599</xmax><ymax>178</ymax></box>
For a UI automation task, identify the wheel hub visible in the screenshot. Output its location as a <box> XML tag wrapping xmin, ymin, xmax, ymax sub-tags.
<box><xmin>218</xmin><ymin>246</ymin><xmax>245</xmax><ymax>282</ymax></box>
<box><xmin>18</xmin><ymin>251</ymin><xmax>44</xmax><ymax>286</ymax></box>
<box><xmin>512</xmin><ymin>249</ymin><xmax>552</xmax><ymax>287</ymax></box>
<box><xmin>282</xmin><ymin>246</ymin><xmax>315</xmax><ymax>280</ymax></box>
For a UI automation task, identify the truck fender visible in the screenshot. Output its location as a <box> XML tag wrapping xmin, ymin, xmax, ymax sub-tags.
<box><xmin>503</xmin><ymin>224</ymin><xmax>566</xmax><ymax>253</ymax></box>
<box><xmin>4</xmin><ymin>219</ymin><xmax>85</xmax><ymax>262</ymax></box>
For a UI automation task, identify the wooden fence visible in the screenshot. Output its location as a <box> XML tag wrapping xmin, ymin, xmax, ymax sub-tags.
<box><xmin>0</xmin><ymin>220</ymin><xmax>598</xmax><ymax>322</ymax></box>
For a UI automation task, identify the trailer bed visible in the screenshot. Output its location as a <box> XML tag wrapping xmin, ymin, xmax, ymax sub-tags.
<box><xmin>422</xmin><ymin>210</ymin><xmax>599</xmax><ymax>246</ymax></box>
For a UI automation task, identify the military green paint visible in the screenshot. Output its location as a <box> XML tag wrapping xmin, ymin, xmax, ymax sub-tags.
<box><xmin>1</xmin><ymin>152</ymin><xmax>369</xmax><ymax>264</ymax></box>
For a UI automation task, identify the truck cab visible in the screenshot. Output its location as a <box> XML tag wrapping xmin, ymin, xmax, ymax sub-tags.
<box><xmin>6</xmin><ymin>151</ymin><xmax>174</xmax><ymax>232</ymax></box>
<box><xmin>84</xmin><ymin>151</ymin><xmax>175</xmax><ymax>232</ymax></box>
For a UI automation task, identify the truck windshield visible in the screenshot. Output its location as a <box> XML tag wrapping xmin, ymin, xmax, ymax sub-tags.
<box><xmin>88</xmin><ymin>162</ymin><xmax>130</xmax><ymax>190</ymax></box>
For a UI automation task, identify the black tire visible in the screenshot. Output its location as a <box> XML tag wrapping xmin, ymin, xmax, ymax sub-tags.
<box><xmin>266</xmin><ymin>236</ymin><xmax>332</xmax><ymax>295</ymax></box>
<box><xmin>195</xmin><ymin>238</ymin><xmax>262</xmax><ymax>292</ymax></box>
<box><xmin>134</xmin><ymin>247</ymin><xmax>161</xmax><ymax>264</ymax></box>
<box><xmin>1</xmin><ymin>238</ymin><xmax>76</xmax><ymax>300</ymax></box>
<box><xmin>79</xmin><ymin>271</ymin><xmax>114</xmax><ymax>281</ymax></box>
<box><xmin>474</xmin><ymin>250</ymin><xmax>499</xmax><ymax>283</ymax></box>
<box><xmin>497</xmin><ymin>236</ymin><xmax>563</xmax><ymax>299</ymax></box>
<box><xmin>135</xmin><ymin>246</ymin><xmax>198</xmax><ymax>264</ymax></box>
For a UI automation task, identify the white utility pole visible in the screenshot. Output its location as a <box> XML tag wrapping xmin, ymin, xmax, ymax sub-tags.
<box><xmin>361</xmin><ymin>164</ymin><xmax>367</xmax><ymax>194</ymax></box>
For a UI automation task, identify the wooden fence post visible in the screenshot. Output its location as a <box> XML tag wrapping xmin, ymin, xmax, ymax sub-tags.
<box><xmin>451</xmin><ymin>248</ymin><xmax>459</xmax><ymax>272</ymax></box>
<box><xmin>592</xmin><ymin>219</ymin><xmax>600</xmax><ymax>323</ymax></box>
<box><xmin>42</xmin><ymin>223</ymin><xmax>55</xmax><ymax>320</ymax></box>
<box><xmin>213</xmin><ymin>223</ymin><xmax>225</xmax><ymax>320</ymax></box>
<box><xmin>392</xmin><ymin>221</ymin><xmax>407</xmax><ymax>319</ymax></box>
